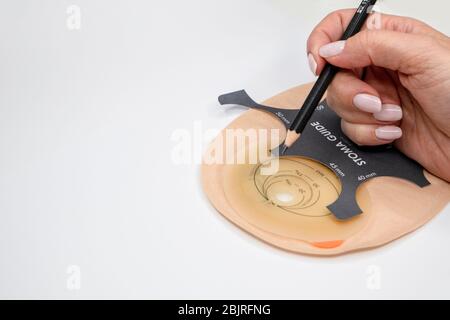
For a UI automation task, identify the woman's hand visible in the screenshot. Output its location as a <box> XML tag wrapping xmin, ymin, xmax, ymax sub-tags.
<box><xmin>307</xmin><ymin>9</ymin><xmax>450</xmax><ymax>182</ymax></box>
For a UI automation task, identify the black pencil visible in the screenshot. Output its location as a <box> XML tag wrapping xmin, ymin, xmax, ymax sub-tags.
<box><xmin>281</xmin><ymin>0</ymin><xmax>378</xmax><ymax>155</ymax></box>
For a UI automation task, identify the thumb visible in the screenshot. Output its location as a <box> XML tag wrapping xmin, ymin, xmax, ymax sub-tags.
<box><xmin>318</xmin><ymin>30</ymin><xmax>433</xmax><ymax>74</ymax></box>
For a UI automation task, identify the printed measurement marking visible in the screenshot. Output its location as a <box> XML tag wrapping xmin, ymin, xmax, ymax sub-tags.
<box><xmin>358</xmin><ymin>172</ymin><xmax>377</xmax><ymax>181</ymax></box>
<box><xmin>329</xmin><ymin>163</ymin><xmax>345</xmax><ymax>177</ymax></box>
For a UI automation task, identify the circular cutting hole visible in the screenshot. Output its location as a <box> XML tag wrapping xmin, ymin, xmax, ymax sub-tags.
<box><xmin>266</xmin><ymin>183</ymin><xmax>301</xmax><ymax>207</ymax></box>
<box><xmin>276</xmin><ymin>192</ymin><xmax>294</xmax><ymax>204</ymax></box>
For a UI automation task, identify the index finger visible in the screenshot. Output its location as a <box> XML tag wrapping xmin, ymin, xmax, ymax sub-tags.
<box><xmin>307</xmin><ymin>9</ymin><xmax>358</xmax><ymax>75</ymax></box>
<box><xmin>306</xmin><ymin>9</ymin><xmax>434</xmax><ymax>75</ymax></box>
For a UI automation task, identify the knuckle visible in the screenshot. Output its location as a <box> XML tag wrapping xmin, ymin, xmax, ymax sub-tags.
<box><xmin>357</xmin><ymin>30</ymin><xmax>382</xmax><ymax>64</ymax></box>
<box><xmin>324</xmin><ymin>10</ymin><xmax>340</xmax><ymax>21</ymax></box>
<box><xmin>422</xmin><ymin>36</ymin><xmax>440</xmax><ymax>49</ymax></box>
<box><xmin>326</xmin><ymin>87</ymin><xmax>340</xmax><ymax>109</ymax></box>
<box><xmin>361</xmin><ymin>30</ymin><xmax>378</xmax><ymax>49</ymax></box>
<box><xmin>408</xmin><ymin>17</ymin><xmax>430</xmax><ymax>31</ymax></box>
<box><xmin>327</xmin><ymin>73</ymin><xmax>352</xmax><ymax>108</ymax></box>
<box><xmin>387</xmin><ymin>16</ymin><xmax>424</xmax><ymax>33</ymax></box>
<box><xmin>341</xmin><ymin>121</ymin><xmax>366</xmax><ymax>146</ymax></box>
<box><xmin>350</xmin><ymin>131</ymin><xmax>366</xmax><ymax>146</ymax></box>
<box><xmin>306</xmin><ymin>35</ymin><xmax>315</xmax><ymax>51</ymax></box>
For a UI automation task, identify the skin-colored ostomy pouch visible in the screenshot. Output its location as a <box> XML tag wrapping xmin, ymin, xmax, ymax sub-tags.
<box><xmin>201</xmin><ymin>83</ymin><xmax>450</xmax><ymax>256</ymax></box>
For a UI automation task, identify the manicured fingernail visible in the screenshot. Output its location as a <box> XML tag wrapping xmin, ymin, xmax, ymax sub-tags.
<box><xmin>319</xmin><ymin>40</ymin><xmax>346</xmax><ymax>58</ymax></box>
<box><xmin>375</xmin><ymin>126</ymin><xmax>403</xmax><ymax>141</ymax></box>
<box><xmin>353</xmin><ymin>94</ymin><xmax>382</xmax><ymax>113</ymax></box>
<box><xmin>374</xmin><ymin>104</ymin><xmax>403</xmax><ymax>122</ymax></box>
<box><xmin>308</xmin><ymin>53</ymin><xmax>317</xmax><ymax>76</ymax></box>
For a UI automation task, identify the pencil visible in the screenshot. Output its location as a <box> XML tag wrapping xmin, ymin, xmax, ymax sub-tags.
<box><xmin>281</xmin><ymin>0</ymin><xmax>378</xmax><ymax>155</ymax></box>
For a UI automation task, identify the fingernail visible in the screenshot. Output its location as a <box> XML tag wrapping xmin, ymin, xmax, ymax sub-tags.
<box><xmin>353</xmin><ymin>94</ymin><xmax>382</xmax><ymax>113</ymax></box>
<box><xmin>319</xmin><ymin>40</ymin><xmax>346</xmax><ymax>58</ymax></box>
<box><xmin>308</xmin><ymin>53</ymin><xmax>317</xmax><ymax>76</ymax></box>
<box><xmin>374</xmin><ymin>104</ymin><xmax>403</xmax><ymax>122</ymax></box>
<box><xmin>375</xmin><ymin>126</ymin><xmax>403</xmax><ymax>141</ymax></box>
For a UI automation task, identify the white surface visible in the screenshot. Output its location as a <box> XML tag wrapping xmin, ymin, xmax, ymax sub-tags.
<box><xmin>0</xmin><ymin>0</ymin><xmax>449</xmax><ymax>299</ymax></box>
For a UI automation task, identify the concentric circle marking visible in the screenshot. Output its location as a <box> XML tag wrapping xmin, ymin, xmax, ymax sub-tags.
<box><xmin>253</xmin><ymin>158</ymin><xmax>340</xmax><ymax>217</ymax></box>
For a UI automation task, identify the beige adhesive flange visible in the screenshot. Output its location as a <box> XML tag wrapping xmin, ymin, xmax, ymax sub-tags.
<box><xmin>201</xmin><ymin>83</ymin><xmax>450</xmax><ymax>256</ymax></box>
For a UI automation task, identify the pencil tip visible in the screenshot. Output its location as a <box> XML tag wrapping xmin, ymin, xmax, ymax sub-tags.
<box><xmin>280</xmin><ymin>145</ymin><xmax>288</xmax><ymax>155</ymax></box>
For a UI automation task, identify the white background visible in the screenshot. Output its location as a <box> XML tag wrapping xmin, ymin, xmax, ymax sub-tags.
<box><xmin>0</xmin><ymin>0</ymin><xmax>449</xmax><ymax>299</ymax></box>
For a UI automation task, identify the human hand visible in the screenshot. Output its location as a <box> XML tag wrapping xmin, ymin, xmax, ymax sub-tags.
<box><xmin>307</xmin><ymin>9</ymin><xmax>450</xmax><ymax>182</ymax></box>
